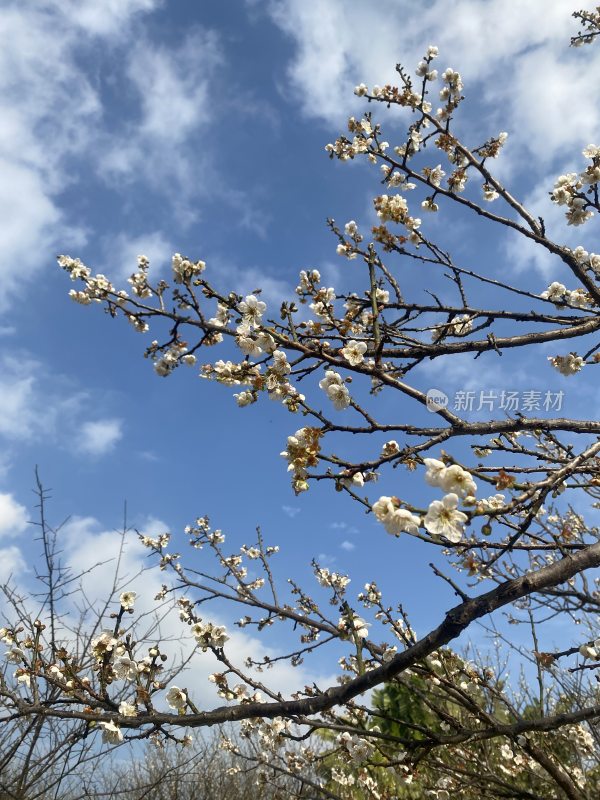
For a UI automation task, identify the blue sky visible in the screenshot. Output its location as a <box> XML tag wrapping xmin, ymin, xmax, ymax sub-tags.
<box><xmin>1</xmin><ymin>0</ymin><xmax>599</xmax><ymax>700</ymax></box>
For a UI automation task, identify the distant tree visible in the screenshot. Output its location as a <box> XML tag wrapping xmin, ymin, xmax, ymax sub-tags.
<box><xmin>3</xmin><ymin>6</ymin><xmax>600</xmax><ymax>799</ymax></box>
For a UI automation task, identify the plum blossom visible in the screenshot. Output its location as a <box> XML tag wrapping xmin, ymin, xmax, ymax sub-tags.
<box><xmin>541</xmin><ymin>282</ymin><xmax>567</xmax><ymax>304</ymax></box>
<box><xmin>91</xmin><ymin>630</ymin><xmax>119</xmax><ymax>659</ymax></box>
<box><xmin>166</xmin><ymin>686</ymin><xmax>187</xmax><ymax>710</ymax></box>
<box><xmin>318</xmin><ymin>371</ymin><xmax>351</xmax><ymax>410</ymax></box>
<box><xmin>191</xmin><ymin>621</ymin><xmax>229</xmax><ymax>650</ymax></box>
<box><xmin>100</xmin><ymin>720</ymin><xmax>123</xmax><ymax>744</ymax></box>
<box><xmin>233</xmin><ymin>390</ymin><xmax>255</xmax><ymax>407</ymax></box>
<box><xmin>341</xmin><ymin>339</ymin><xmax>367</xmax><ymax>365</ymax></box>
<box><xmin>119</xmin><ymin>701</ymin><xmax>137</xmax><ymax>717</ymax></box>
<box><xmin>338</xmin><ymin>615</ymin><xmax>370</xmax><ymax>640</ymax></box>
<box><xmin>424</xmin><ymin>494</ymin><xmax>468</xmax><ymax>542</ymax></box>
<box><xmin>372</xmin><ymin>496</ymin><xmax>421</xmax><ymax>536</ymax></box>
<box><xmin>548</xmin><ymin>354</ymin><xmax>585</xmax><ymax>375</ymax></box>
<box><xmin>337</xmin><ymin>731</ymin><xmax>374</xmax><ymax>763</ymax></box>
<box><xmin>440</xmin><ymin>464</ymin><xmax>477</xmax><ymax>497</ymax></box>
<box><xmin>172</xmin><ymin>253</ymin><xmax>205</xmax><ymax>283</ymax></box>
<box><xmin>579</xmin><ymin>642</ymin><xmax>599</xmax><ymax>660</ymax></box>
<box><xmin>424</xmin><ymin>459</ymin><xmax>476</xmax><ymax>496</ymax></box>
<box><xmin>119</xmin><ymin>591</ymin><xmax>136</xmax><ymax>610</ymax></box>
<box><xmin>424</xmin><ymin>458</ymin><xmax>447</xmax><ymax>487</ymax></box>
<box><xmin>5</xmin><ymin>647</ymin><xmax>24</xmax><ymax>664</ymax></box>
<box><xmin>113</xmin><ymin>657</ymin><xmax>138</xmax><ymax>681</ymax></box>
<box><xmin>238</xmin><ymin>295</ymin><xmax>266</xmax><ymax>329</ymax></box>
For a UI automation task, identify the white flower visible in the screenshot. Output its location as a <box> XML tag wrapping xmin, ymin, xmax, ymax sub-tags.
<box><xmin>354</xmin><ymin>83</ymin><xmax>368</xmax><ymax>96</ymax></box>
<box><xmin>0</xmin><ymin>628</ymin><xmax>14</xmax><ymax>644</ymax></box>
<box><xmin>319</xmin><ymin>370</ymin><xmax>350</xmax><ymax>410</ymax></box>
<box><xmin>256</xmin><ymin>331</ymin><xmax>276</xmax><ymax>354</ymax></box>
<box><xmin>440</xmin><ymin>465</ymin><xmax>477</xmax><ymax>497</ymax></box>
<box><xmin>337</xmin><ymin>731</ymin><xmax>374</xmax><ymax>762</ymax></box>
<box><xmin>166</xmin><ymin>686</ymin><xmax>187</xmax><ymax>710</ymax></box>
<box><xmin>424</xmin><ymin>458</ymin><xmax>447</xmax><ymax>487</ymax></box>
<box><xmin>375</xmin><ymin>287</ymin><xmax>389</xmax><ymax>304</ymax></box>
<box><xmin>100</xmin><ymin>720</ymin><xmax>123</xmax><ymax>744</ymax></box>
<box><xmin>233</xmin><ymin>390</ymin><xmax>255</xmax><ymax>407</ymax></box>
<box><xmin>579</xmin><ymin>644</ymin><xmax>598</xmax><ymax>660</ymax></box>
<box><xmin>236</xmin><ymin>334</ymin><xmax>262</xmax><ymax>358</ymax></box>
<box><xmin>341</xmin><ymin>340</ymin><xmax>367</xmax><ymax>365</ymax></box>
<box><xmin>566</xmin><ymin>197</ymin><xmax>593</xmax><ymax>226</ymax></box>
<box><xmin>339</xmin><ymin>615</ymin><xmax>370</xmax><ymax>640</ymax></box>
<box><xmin>384</xmin><ymin>508</ymin><xmax>421</xmax><ymax>536</ymax></box>
<box><xmin>119</xmin><ymin>701</ymin><xmax>137</xmax><ymax>717</ymax></box>
<box><xmin>91</xmin><ymin>630</ymin><xmax>118</xmax><ymax>658</ymax></box>
<box><xmin>381</xmin><ymin>440</ymin><xmax>400</xmax><ymax>457</ymax></box>
<box><xmin>328</xmin><ymin>383</ymin><xmax>351</xmax><ymax>410</ymax></box>
<box><xmin>113</xmin><ymin>656</ymin><xmax>138</xmax><ymax>681</ymax></box>
<box><xmin>172</xmin><ymin>253</ymin><xmax>205</xmax><ymax>283</ymax></box>
<box><xmin>541</xmin><ymin>281</ymin><xmax>567</xmax><ymax>303</ymax></box>
<box><xmin>16</xmin><ymin>671</ymin><xmax>31</xmax><ymax>688</ymax></box>
<box><xmin>341</xmin><ymin>471</ymin><xmax>364</xmax><ymax>489</ymax></box>
<box><xmin>48</xmin><ymin>664</ymin><xmax>64</xmax><ymax>681</ymax></box>
<box><xmin>5</xmin><ymin>647</ymin><xmax>24</xmax><ymax>664</ymax></box>
<box><xmin>119</xmin><ymin>591</ymin><xmax>137</xmax><ymax>610</ymax></box>
<box><xmin>424</xmin><ymin>494</ymin><xmax>468</xmax><ymax>543</ymax></box>
<box><xmin>372</xmin><ymin>496</ymin><xmax>421</xmax><ymax>536</ymax></box>
<box><xmin>191</xmin><ymin>621</ymin><xmax>229</xmax><ymax>650</ymax></box>
<box><xmin>548</xmin><ymin>354</ymin><xmax>585</xmax><ymax>375</ymax></box>
<box><xmin>476</xmin><ymin>494</ymin><xmax>505</xmax><ymax>513</ymax></box>
<box><xmin>238</xmin><ymin>295</ymin><xmax>266</xmax><ymax>328</ymax></box>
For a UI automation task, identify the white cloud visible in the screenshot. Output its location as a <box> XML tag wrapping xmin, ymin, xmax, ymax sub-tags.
<box><xmin>340</xmin><ymin>540</ymin><xmax>355</xmax><ymax>551</ymax></box>
<box><xmin>98</xmin><ymin>30</ymin><xmax>223</xmax><ymax>215</ymax></box>
<box><xmin>54</xmin><ymin>0</ymin><xmax>162</xmax><ymax>37</ymax></box>
<box><xmin>0</xmin><ymin>1</ymin><xmax>171</xmax><ymax>310</ymax></box>
<box><xmin>281</xmin><ymin>505</ymin><xmax>301</xmax><ymax>518</ymax></box>
<box><xmin>105</xmin><ymin>230</ymin><xmax>173</xmax><ymax>281</ymax></box>
<box><xmin>0</xmin><ymin>1</ymin><xmax>227</xmax><ymax>310</ymax></box>
<box><xmin>0</xmin><ymin>4</ymin><xmax>98</xmax><ymax>309</ymax></box>
<box><xmin>0</xmin><ymin>493</ymin><xmax>28</xmax><ymax>539</ymax></box>
<box><xmin>0</xmin><ymin>353</ymin><xmax>129</xmax><ymax>457</ymax></box>
<box><xmin>330</xmin><ymin>521</ymin><xmax>358</xmax><ymax>534</ymax></box>
<box><xmin>0</xmin><ymin>355</ymin><xmax>86</xmax><ymax>442</ymax></box>
<box><xmin>0</xmin><ymin>546</ymin><xmax>26</xmax><ymax>582</ymax></box>
<box><xmin>57</xmin><ymin>515</ymin><xmax>337</xmax><ymax>706</ymax></box>
<box><xmin>78</xmin><ymin>419</ymin><xmax>123</xmax><ymax>457</ymax></box>
<box><xmin>265</xmin><ymin>0</ymin><xmax>599</xmax><ymax>168</ymax></box>
<box><xmin>317</xmin><ymin>552</ymin><xmax>336</xmax><ymax>566</ymax></box>
<box><xmin>212</xmin><ymin>260</ymin><xmax>294</xmax><ymax>309</ymax></box>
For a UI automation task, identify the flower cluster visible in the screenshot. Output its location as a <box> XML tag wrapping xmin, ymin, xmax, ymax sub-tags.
<box><xmin>372</xmin><ymin>496</ymin><xmax>421</xmax><ymax>536</ymax></box>
<box><xmin>314</xmin><ymin>566</ymin><xmax>351</xmax><ymax>594</ymax></box>
<box><xmin>431</xmin><ymin>314</ymin><xmax>473</xmax><ymax>340</ymax></box>
<box><xmin>336</xmin><ymin>731</ymin><xmax>375</xmax><ymax>763</ymax></box>
<box><xmin>424</xmin><ymin>459</ymin><xmax>477</xmax><ymax>497</ymax></box>
<box><xmin>191</xmin><ymin>620</ymin><xmax>229</xmax><ymax>651</ymax></box>
<box><xmin>548</xmin><ymin>353</ymin><xmax>585</xmax><ymax>375</ymax></box>
<box><xmin>172</xmin><ymin>253</ymin><xmax>206</xmax><ymax>283</ymax></box>
<box><xmin>551</xmin><ymin>145</ymin><xmax>600</xmax><ymax>226</ymax></box>
<box><xmin>541</xmin><ymin>281</ymin><xmax>593</xmax><ymax>308</ymax></box>
<box><xmin>318</xmin><ymin>370</ymin><xmax>351</xmax><ymax>410</ymax></box>
<box><xmin>337</xmin><ymin>614</ymin><xmax>370</xmax><ymax>640</ymax></box>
